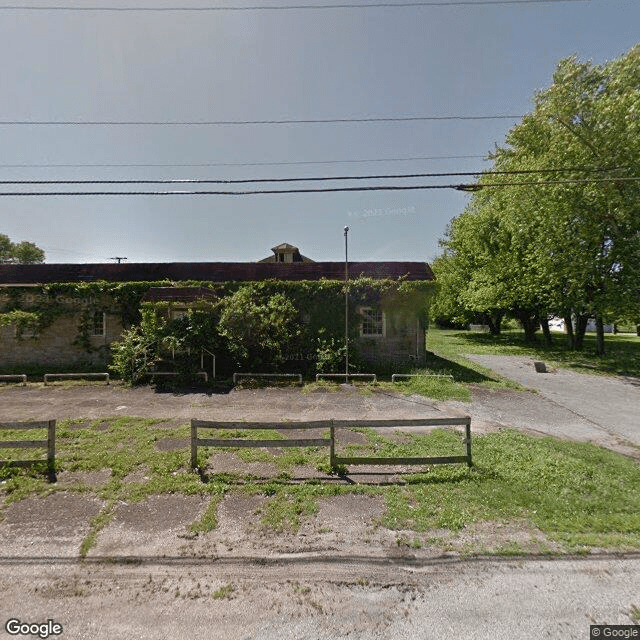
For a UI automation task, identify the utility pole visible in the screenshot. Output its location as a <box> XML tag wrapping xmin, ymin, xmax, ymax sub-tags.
<box><xmin>344</xmin><ymin>226</ymin><xmax>349</xmax><ymax>380</ymax></box>
<box><xmin>110</xmin><ymin>257</ymin><xmax>128</xmax><ymax>263</ymax></box>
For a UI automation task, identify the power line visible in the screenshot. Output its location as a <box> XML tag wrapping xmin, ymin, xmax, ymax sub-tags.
<box><xmin>0</xmin><ymin>155</ymin><xmax>489</xmax><ymax>169</ymax></box>
<box><xmin>0</xmin><ymin>167</ymin><xmax>626</xmax><ymax>185</ymax></box>
<box><xmin>0</xmin><ymin>1</ymin><xmax>590</xmax><ymax>11</ymax></box>
<box><xmin>1</xmin><ymin>176</ymin><xmax>638</xmax><ymax>196</ymax></box>
<box><xmin>0</xmin><ymin>115</ymin><xmax>522</xmax><ymax>126</ymax></box>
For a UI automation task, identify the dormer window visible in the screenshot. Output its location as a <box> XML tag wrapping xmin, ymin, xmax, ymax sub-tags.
<box><xmin>257</xmin><ymin>242</ymin><xmax>315</xmax><ymax>264</ymax></box>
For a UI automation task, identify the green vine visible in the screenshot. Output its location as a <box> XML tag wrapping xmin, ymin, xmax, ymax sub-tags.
<box><xmin>0</xmin><ymin>278</ymin><xmax>435</xmax><ymax>355</ymax></box>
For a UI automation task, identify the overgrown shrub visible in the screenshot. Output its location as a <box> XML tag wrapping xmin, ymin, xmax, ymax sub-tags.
<box><xmin>218</xmin><ymin>286</ymin><xmax>300</xmax><ymax>370</ymax></box>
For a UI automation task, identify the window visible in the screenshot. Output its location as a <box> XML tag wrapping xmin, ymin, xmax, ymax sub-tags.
<box><xmin>170</xmin><ymin>308</ymin><xmax>188</xmax><ymax>320</ymax></box>
<box><xmin>91</xmin><ymin>310</ymin><xmax>105</xmax><ymax>336</ymax></box>
<box><xmin>15</xmin><ymin>324</ymin><xmax>37</xmax><ymax>339</ymax></box>
<box><xmin>360</xmin><ymin>307</ymin><xmax>385</xmax><ymax>337</ymax></box>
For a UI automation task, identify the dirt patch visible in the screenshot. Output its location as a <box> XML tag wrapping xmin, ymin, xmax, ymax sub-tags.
<box><xmin>449</xmin><ymin>520</ymin><xmax>564</xmax><ymax>555</ymax></box>
<box><xmin>155</xmin><ymin>437</ymin><xmax>189</xmax><ymax>451</ymax></box>
<box><xmin>0</xmin><ymin>492</ymin><xmax>105</xmax><ymax>557</ymax></box>
<box><xmin>90</xmin><ymin>494</ymin><xmax>209</xmax><ymax>557</ymax></box>
<box><xmin>309</xmin><ymin>494</ymin><xmax>385</xmax><ymax>536</ymax></box>
<box><xmin>122</xmin><ymin>467</ymin><xmax>151</xmax><ymax>484</ymax></box>
<box><xmin>55</xmin><ymin>468</ymin><xmax>112</xmax><ymax>488</ymax></box>
<box><xmin>205</xmin><ymin>452</ymin><xmax>281</xmax><ymax>479</ymax></box>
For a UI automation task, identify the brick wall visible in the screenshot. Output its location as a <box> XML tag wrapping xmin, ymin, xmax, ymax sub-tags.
<box><xmin>0</xmin><ymin>312</ymin><xmax>123</xmax><ymax>371</ymax></box>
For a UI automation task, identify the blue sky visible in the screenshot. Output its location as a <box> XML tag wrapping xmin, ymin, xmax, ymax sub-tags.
<box><xmin>0</xmin><ymin>0</ymin><xmax>638</xmax><ymax>264</ymax></box>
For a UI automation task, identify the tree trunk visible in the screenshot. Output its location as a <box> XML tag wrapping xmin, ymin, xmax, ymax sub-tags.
<box><xmin>487</xmin><ymin>312</ymin><xmax>503</xmax><ymax>336</ymax></box>
<box><xmin>563</xmin><ymin>313</ymin><xmax>575</xmax><ymax>349</ymax></box>
<box><xmin>637</xmin><ymin>325</ymin><xmax>640</xmax><ymax>337</ymax></box>
<box><xmin>595</xmin><ymin>315</ymin><xmax>605</xmax><ymax>355</ymax></box>
<box><xmin>540</xmin><ymin>316</ymin><xmax>553</xmax><ymax>346</ymax></box>
<box><xmin>574</xmin><ymin>314</ymin><xmax>589</xmax><ymax>350</ymax></box>
<box><xmin>515</xmin><ymin>309</ymin><xmax>539</xmax><ymax>344</ymax></box>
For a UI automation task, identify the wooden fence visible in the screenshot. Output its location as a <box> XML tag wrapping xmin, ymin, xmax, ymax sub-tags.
<box><xmin>191</xmin><ymin>420</ymin><xmax>331</xmax><ymax>468</ymax></box>
<box><xmin>0</xmin><ymin>420</ymin><xmax>56</xmax><ymax>470</ymax></box>
<box><xmin>330</xmin><ymin>417</ymin><xmax>472</xmax><ymax>469</ymax></box>
<box><xmin>190</xmin><ymin>417</ymin><xmax>472</xmax><ymax>471</ymax></box>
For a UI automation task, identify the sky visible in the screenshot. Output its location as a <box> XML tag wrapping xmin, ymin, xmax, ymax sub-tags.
<box><xmin>0</xmin><ymin>0</ymin><xmax>638</xmax><ymax>265</ymax></box>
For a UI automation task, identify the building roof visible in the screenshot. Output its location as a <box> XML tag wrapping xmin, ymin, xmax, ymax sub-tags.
<box><xmin>271</xmin><ymin>243</ymin><xmax>299</xmax><ymax>252</ymax></box>
<box><xmin>141</xmin><ymin>287</ymin><xmax>218</xmax><ymax>302</ymax></box>
<box><xmin>0</xmin><ymin>261</ymin><xmax>434</xmax><ymax>285</ymax></box>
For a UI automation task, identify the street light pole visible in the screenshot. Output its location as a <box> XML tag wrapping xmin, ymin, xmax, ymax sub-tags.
<box><xmin>344</xmin><ymin>226</ymin><xmax>349</xmax><ymax>380</ymax></box>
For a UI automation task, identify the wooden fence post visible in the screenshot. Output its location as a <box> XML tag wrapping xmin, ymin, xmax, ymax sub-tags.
<box><xmin>47</xmin><ymin>420</ymin><xmax>56</xmax><ymax>470</ymax></box>
<box><xmin>190</xmin><ymin>420</ymin><xmax>198</xmax><ymax>469</ymax></box>
<box><xmin>329</xmin><ymin>421</ymin><xmax>336</xmax><ymax>469</ymax></box>
<box><xmin>465</xmin><ymin>419</ymin><xmax>472</xmax><ymax>468</ymax></box>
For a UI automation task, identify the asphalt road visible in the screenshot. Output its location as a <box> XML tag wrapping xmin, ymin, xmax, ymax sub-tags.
<box><xmin>1</xmin><ymin>555</ymin><xmax>638</xmax><ymax>639</ymax></box>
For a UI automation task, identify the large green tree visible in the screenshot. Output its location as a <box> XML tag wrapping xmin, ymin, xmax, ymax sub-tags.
<box><xmin>434</xmin><ymin>46</ymin><xmax>640</xmax><ymax>354</ymax></box>
<box><xmin>0</xmin><ymin>234</ymin><xmax>45</xmax><ymax>264</ymax></box>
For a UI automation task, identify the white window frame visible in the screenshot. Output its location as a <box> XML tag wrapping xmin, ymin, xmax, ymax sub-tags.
<box><xmin>359</xmin><ymin>306</ymin><xmax>385</xmax><ymax>338</ymax></box>
<box><xmin>170</xmin><ymin>308</ymin><xmax>188</xmax><ymax>320</ymax></box>
<box><xmin>15</xmin><ymin>324</ymin><xmax>38</xmax><ymax>339</ymax></box>
<box><xmin>91</xmin><ymin>310</ymin><xmax>106</xmax><ymax>336</ymax></box>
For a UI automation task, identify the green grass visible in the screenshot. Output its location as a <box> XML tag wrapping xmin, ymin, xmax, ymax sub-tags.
<box><xmin>212</xmin><ymin>584</ymin><xmax>234</xmax><ymax>599</ymax></box>
<box><xmin>1</xmin><ymin>417</ymin><xmax>640</xmax><ymax>553</ymax></box>
<box><xmin>377</xmin><ymin>375</ymin><xmax>472</xmax><ymax>402</ymax></box>
<box><xmin>429</xmin><ymin>327</ymin><xmax>640</xmax><ymax>380</ymax></box>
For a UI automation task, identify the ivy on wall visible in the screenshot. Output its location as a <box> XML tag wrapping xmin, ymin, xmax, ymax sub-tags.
<box><xmin>0</xmin><ymin>278</ymin><xmax>435</xmax><ymax>358</ymax></box>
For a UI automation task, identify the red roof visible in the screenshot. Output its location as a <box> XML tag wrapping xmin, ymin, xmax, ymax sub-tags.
<box><xmin>0</xmin><ymin>261</ymin><xmax>433</xmax><ymax>285</ymax></box>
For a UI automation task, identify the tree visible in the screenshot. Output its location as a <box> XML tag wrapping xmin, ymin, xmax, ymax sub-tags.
<box><xmin>0</xmin><ymin>234</ymin><xmax>45</xmax><ymax>264</ymax></box>
<box><xmin>433</xmin><ymin>45</ymin><xmax>640</xmax><ymax>354</ymax></box>
<box><xmin>218</xmin><ymin>285</ymin><xmax>300</xmax><ymax>369</ymax></box>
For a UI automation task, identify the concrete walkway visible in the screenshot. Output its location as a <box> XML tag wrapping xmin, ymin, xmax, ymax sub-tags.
<box><xmin>442</xmin><ymin>355</ymin><xmax>640</xmax><ymax>456</ymax></box>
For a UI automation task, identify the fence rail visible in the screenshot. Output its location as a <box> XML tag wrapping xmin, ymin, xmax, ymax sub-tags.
<box><xmin>44</xmin><ymin>372</ymin><xmax>109</xmax><ymax>385</ymax></box>
<box><xmin>147</xmin><ymin>371</ymin><xmax>208</xmax><ymax>382</ymax></box>
<box><xmin>330</xmin><ymin>417</ymin><xmax>472</xmax><ymax>469</ymax></box>
<box><xmin>0</xmin><ymin>420</ymin><xmax>56</xmax><ymax>470</ymax></box>
<box><xmin>315</xmin><ymin>373</ymin><xmax>377</xmax><ymax>382</ymax></box>
<box><xmin>190</xmin><ymin>417</ymin><xmax>472</xmax><ymax>471</ymax></box>
<box><xmin>233</xmin><ymin>373</ymin><xmax>303</xmax><ymax>384</ymax></box>
<box><xmin>191</xmin><ymin>419</ymin><xmax>332</xmax><ymax>468</ymax></box>
<box><xmin>391</xmin><ymin>374</ymin><xmax>454</xmax><ymax>382</ymax></box>
<box><xmin>0</xmin><ymin>374</ymin><xmax>27</xmax><ymax>386</ymax></box>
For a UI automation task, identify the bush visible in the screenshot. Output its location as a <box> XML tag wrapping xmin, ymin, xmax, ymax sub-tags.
<box><xmin>218</xmin><ymin>286</ymin><xmax>300</xmax><ymax>370</ymax></box>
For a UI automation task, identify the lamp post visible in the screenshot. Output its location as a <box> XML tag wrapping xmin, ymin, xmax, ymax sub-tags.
<box><xmin>344</xmin><ymin>226</ymin><xmax>349</xmax><ymax>380</ymax></box>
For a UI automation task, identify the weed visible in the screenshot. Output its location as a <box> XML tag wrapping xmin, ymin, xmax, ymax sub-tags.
<box><xmin>212</xmin><ymin>584</ymin><xmax>234</xmax><ymax>600</ymax></box>
<box><xmin>80</xmin><ymin>500</ymin><xmax>117</xmax><ymax>558</ymax></box>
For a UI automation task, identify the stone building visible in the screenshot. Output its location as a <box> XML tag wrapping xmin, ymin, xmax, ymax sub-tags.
<box><xmin>0</xmin><ymin>244</ymin><xmax>434</xmax><ymax>373</ymax></box>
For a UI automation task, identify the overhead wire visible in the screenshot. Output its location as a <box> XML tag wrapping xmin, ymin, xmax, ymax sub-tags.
<box><xmin>0</xmin><ymin>166</ymin><xmax>628</xmax><ymax>185</ymax></box>
<box><xmin>0</xmin><ymin>115</ymin><xmax>522</xmax><ymax>126</ymax></box>
<box><xmin>0</xmin><ymin>155</ymin><xmax>489</xmax><ymax>169</ymax></box>
<box><xmin>1</xmin><ymin>176</ymin><xmax>638</xmax><ymax>196</ymax></box>
<box><xmin>0</xmin><ymin>0</ymin><xmax>591</xmax><ymax>11</ymax></box>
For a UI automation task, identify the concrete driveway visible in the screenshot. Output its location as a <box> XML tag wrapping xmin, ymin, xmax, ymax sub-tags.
<box><xmin>442</xmin><ymin>355</ymin><xmax>640</xmax><ymax>458</ymax></box>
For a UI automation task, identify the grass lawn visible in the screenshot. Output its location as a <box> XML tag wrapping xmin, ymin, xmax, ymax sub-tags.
<box><xmin>1</xmin><ymin>416</ymin><xmax>640</xmax><ymax>555</ymax></box>
<box><xmin>428</xmin><ymin>327</ymin><xmax>640</xmax><ymax>381</ymax></box>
